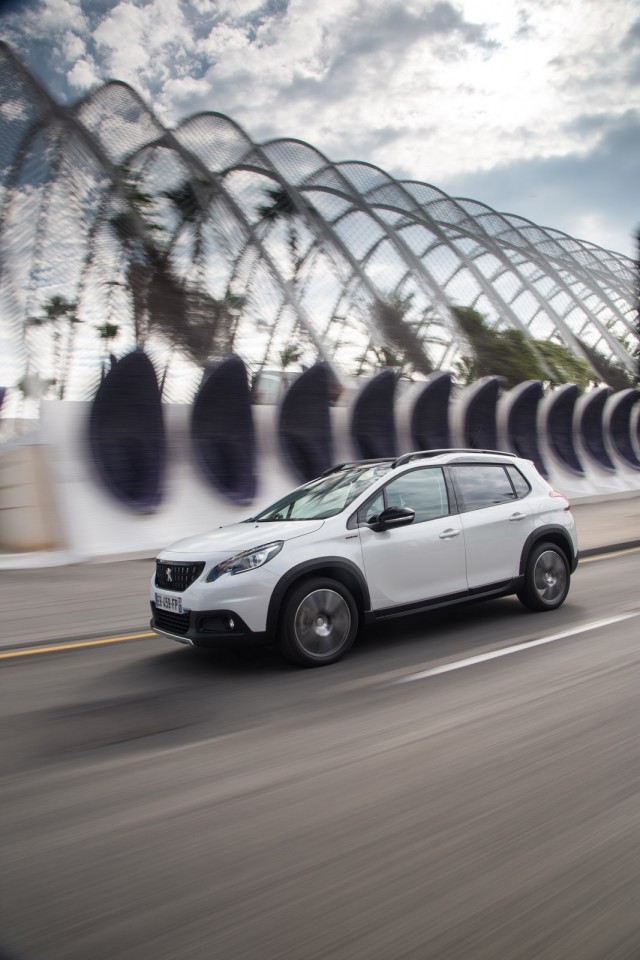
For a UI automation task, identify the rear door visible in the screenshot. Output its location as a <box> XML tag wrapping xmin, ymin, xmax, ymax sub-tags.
<box><xmin>449</xmin><ymin>463</ymin><xmax>534</xmax><ymax>589</ymax></box>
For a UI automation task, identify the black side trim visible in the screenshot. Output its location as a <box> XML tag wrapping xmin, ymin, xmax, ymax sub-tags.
<box><xmin>519</xmin><ymin>526</ymin><xmax>578</xmax><ymax>574</ymax></box>
<box><xmin>368</xmin><ymin>579</ymin><xmax>519</xmax><ymax>623</ymax></box>
<box><xmin>267</xmin><ymin>557</ymin><xmax>372</xmax><ymax>636</ymax></box>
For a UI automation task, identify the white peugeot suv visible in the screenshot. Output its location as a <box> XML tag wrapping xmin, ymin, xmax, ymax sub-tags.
<box><xmin>151</xmin><ymin>450</ymin><xmax>578</xmax><ymax>666</ymax></box>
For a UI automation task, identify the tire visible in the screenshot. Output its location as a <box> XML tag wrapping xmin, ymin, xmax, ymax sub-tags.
<box><xmin>517</xmin><ymin>542</ymin><xmax>570</xmax><ymax>611</ymax></box>
<box><xmin>279</xmin><ymin>577</ymin><xmax>358</xmax><ymax>667</ymax></box>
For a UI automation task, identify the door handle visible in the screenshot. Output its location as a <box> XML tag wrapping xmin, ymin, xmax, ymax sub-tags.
<box><xmin>509</xmin><ymin>512</ymin><xmax>526</xmax><ymax>521</ymax></box>
<box><xmin>439</xmin><ymin>528</ymin><xmax>461</xmax><ymax>539</ymax></box>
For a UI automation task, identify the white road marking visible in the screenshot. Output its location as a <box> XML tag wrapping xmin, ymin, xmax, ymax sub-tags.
<box><xmin>391</xmin><ymin>611</ymin><xmax>640</xmax><ymax>685</ymax></box>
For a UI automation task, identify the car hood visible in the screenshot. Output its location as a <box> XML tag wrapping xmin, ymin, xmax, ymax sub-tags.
<box><xmin>159</xmin><ymin>519</ymin><xmax>326</xmax><ymax>557</ymax></box>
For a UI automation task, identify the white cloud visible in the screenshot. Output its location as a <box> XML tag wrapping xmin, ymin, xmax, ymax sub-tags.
<box><xmin>93</xmin><ymin>3</ymin><xmax>151</xmax><ymax>77</ymax></box>
<box><xmin>61</xmin><ymin>30</ymin><xmax>87</xmax><ymax>61</ymax></box>
<box><xmin>0</xmin><ymin>98</ymin><xmax>28</xmax><ymax>121</ymax></box>
<box><xmin>67</xmin><ymin>57</ymin><xmax>99</xmax><ymax>90</ymax></box>
<box><xmin>29</xmin><ymin>0</ymin><xmax>88</xmax><ymax>32</ymax></box>
<box><xmin>199</xmin><ymin>22</ymin><xmax>252</xmax><ymax>59</ymax></box>
<box><xmin>1</xmin><ymin>0</ymin><xmax>639</xmax><ymax>254</ymax></box>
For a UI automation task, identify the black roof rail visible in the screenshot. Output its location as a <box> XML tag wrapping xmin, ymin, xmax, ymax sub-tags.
<box><xmin>321</xmin><ymin>449</ymin><xmax>517</xmax><ymax>477</ymax></box>
<box><xmin>321</xmin><ymin>457</ymin><xmax>395</xmax><ymax>477</ymax></box>
<box><xmin>392</xmin><ymin>448</ymin><xmax>517</xmax><ymax>467</ymax></box>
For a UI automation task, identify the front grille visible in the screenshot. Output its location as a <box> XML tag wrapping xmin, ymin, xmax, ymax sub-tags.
<box><xmin>154</xmin><ymin>607</ymin><xmax>191</xmax><ymax>636</ymax></box>
<box><xmin>155</xmin><ymin>561</ymin><xmax>204</xmax><ymax>592</ymax></box>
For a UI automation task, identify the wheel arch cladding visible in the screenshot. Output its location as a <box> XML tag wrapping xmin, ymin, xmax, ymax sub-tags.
<box><xmin>267</xmin><ymin>559</ymin><xmax>370</xmax><ymax>637</ymax></box>
<box><xmin>520</xmin><ymin>527</ymin><xmax>575</xmax><ymax>575</ymax></box>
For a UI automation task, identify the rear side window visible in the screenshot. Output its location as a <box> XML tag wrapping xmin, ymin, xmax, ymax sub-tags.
<box><xmin>450</xmin><ymin>464</ymin><xmax>516</xmax><ymax>511</ymax></box>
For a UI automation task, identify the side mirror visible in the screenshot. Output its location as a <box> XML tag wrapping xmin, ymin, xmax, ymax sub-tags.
<box><xmin>370</xmin><ymin>505</ymin><xmax>415</xmax><ymax>531</ymax></box>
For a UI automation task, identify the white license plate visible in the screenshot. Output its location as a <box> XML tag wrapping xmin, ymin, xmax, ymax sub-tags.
<box><xmin>155</xmin><ymin>592</ymin><xmax>184</xmax><ymax>614</ymax></box>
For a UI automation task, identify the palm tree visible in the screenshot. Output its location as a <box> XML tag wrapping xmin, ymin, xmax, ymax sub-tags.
<box><xmin>96</xmin><ymin>321</ymin><xmax>120</xmax><ymax>376</ymax></box>
<box><xmin>370</xmin><ymin>294</ymin><xmax>434</xmax><ymax>378</ymax></box>
<box><xmin>256</xmin><ymin>185</ymin><xmax>321</xmax><ymax>285</ymax></box>
<box><xmin>254</xmin><ymin>184</ymin><xmax>323</xmax><ymax>373</ymax></box>
<box><xmin>280</xmin><ymin>343</ymin><xmax>303</xmax><ymax>370</ymax></box>
<box><xmin>110</xmin><ymin>172</ymin><xmax>246</xmax><ymax>365</ymax></box>
<box><xmin>161</xmin><ymin>178</ymin><xmax>218</xmax><ymax>281</ymax></box>
<box><xmin>450</xmin><ymin>305</ymin><xmax>602</xmax><ymax>389</ymax></box>
<box><xmin>108</xmin><ymin>175</ymin><xmax>162</xmax><ymax>349</ymax></box>
<box><xmin>26</xmin><ymin>294</ymin><xmax>81</xmax><ymax>399</ymax></box>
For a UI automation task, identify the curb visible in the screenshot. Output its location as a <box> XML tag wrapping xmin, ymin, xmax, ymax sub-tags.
<box><xmin>578</xmin><ymin>540</ymin><xmax>640</xmax><ymax>559</ymax></box>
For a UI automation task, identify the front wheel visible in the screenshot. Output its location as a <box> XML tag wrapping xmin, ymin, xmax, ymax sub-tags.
<box><xmin>279</xmin><ymin>577</ymin><xmax>358</xmax><ymax>667</ymax></box>
<box><xmin>517</xmin><ymin>542</ymin><xmax>570</xmax><ymax>611</ymax></box>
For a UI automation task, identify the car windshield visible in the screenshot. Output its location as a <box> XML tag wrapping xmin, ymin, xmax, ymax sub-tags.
<box><xmin>250</xmin><ymin>463</ymin><xmax>391</xmax><ymax>521</ymax></box>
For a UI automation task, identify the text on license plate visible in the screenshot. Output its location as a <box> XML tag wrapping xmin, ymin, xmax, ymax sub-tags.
<box><xmin>155</xmin><ymin>592</ymin><xmax>183</xmax><ymax>614</ymax></box>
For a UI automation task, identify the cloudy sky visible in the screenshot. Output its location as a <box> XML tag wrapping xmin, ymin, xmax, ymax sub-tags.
<box><xmin>1</xmin><ymin>0</ymin><xmax>639</xmax><ymax>257</ymax></box>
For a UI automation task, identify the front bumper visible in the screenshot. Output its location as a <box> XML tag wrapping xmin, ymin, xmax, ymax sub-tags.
<box><xmin>150</xmin><ymin>602</ymin><xmax>268</xmax><ymax>648</ymax></box>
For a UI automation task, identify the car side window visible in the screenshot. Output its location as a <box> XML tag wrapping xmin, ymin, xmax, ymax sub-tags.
<box><xmin>450</xmin><ymin>464</ymin><xmax>516</xmax><ymax>511</ymax></box>
<box><xmin>381</xmin><ymin>467</ymin><xmax>449</xmax><ymax>523</ymax></box>
<box><xmin>506</xmin><ymin>465</ymin><xmax>531</xmax><ymax>498</ymax></box>
<box><xmin>359</xmin><ymin>491</ymin><xmax>385</xmax><ymax>525</ymax></box>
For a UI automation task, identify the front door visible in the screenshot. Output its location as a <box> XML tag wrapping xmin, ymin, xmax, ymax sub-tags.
<box><xmin>357</xmin><ymin>466</ymin><xmax>466</xmax><ymax>610</ymax></box>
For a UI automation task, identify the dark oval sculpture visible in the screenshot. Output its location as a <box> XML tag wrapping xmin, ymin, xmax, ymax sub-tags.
<box><xmin>278</xmin><ymin>363</ymin><xmax>335</xmax><ymax>483</ymax></box>
<box><xmin>577</xmin><ymin>386</ymin><xmax>615</xmax><ymax>472</ymax></box>
<box><xmin>505</xmin><ymin>380</ymin><xmax>548</xmax><ymax>477</ymax></box>
<box><xmin>607</xmin><ymin>388</ymin><xmax>640</xmax><ymax>469</ymax></box>
<box><xmin>191</xmin><ymin>355</ymin><xmax>257</xmax><ymax>504</ymax></box>
<box><xmin>409</xmin><ymin>371</ymin><xmax>452</xmax><ymax>450</ymax></box>
<box><xmin>88</xmin><ymin>349</ymin><xmax>166</xmax><ymax>513</ymax></box>
<box><xmin>545</xmin><ymin>384</ymin><xmax>584</xmax><ymax>475</ymax></box>
<box><xmin>462</xmin><ymin>376</ymin><xmax>502</xmax><ymax>449</ymax></box>
<box><xmin>351</xmin><ymin>368</ymin><xmax>398</xmax><ymax>459</ymax></box>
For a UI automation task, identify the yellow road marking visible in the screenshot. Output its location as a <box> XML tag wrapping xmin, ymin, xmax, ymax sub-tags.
<box><xmin>581</xmin><ymin>546</ymin><xmax>640</xmax><ymax>563</ymax></box>
<box><xmin>0</xmin><ymin>631</ymin><xmax>155</xmax><ymax>660</ymax></box>
<box><xmin>2</xmin><ymin>547</ymin><xmax>638</xmax><ymax>660</ymax></box>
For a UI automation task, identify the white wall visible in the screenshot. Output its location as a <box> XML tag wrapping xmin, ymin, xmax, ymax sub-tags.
<box><xmin>1</xmin><ymin>390</ymin><xmax>638</xmax><ymax>566</ymax></box>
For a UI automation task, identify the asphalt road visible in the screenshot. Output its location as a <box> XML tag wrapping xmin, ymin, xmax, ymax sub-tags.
<box><xmin>1</xmin><ymin>550</ymin><xmax>639</xmax><ymax>960</ymax></box>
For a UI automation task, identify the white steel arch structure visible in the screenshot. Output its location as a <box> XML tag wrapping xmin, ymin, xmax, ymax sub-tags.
<box><xmin>0</xmin><ymin>40</ymin><xmax>636</xmax><ymax>403</ymax></box>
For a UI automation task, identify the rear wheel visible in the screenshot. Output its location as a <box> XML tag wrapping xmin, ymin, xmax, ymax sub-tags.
<box><xmin>518</xmin><ymin>542</ymin><xmax>570</xmax><ymax>611</ymax></box>
<box><xmin>279</xmin><ymin>577</ymin><xmax>358</xmax><ymax>667</ymax></box>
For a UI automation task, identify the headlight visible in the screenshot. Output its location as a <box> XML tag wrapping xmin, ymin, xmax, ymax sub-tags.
<box><xmin>206</xmin><ymin>541</ymin><xmax>284</xmax><ymax>582</ymax></box>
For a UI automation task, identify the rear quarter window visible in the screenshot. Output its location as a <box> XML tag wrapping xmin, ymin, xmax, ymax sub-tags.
<box><xmin>506</xmin><ymin>465</ymin><xmax>531</xmax><ymax>498</ymax></box>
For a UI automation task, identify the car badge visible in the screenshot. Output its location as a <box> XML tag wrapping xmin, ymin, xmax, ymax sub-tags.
<box><xmin>166</xmin><ymin>567</ymin><xmax>173</xmax><ymax>583</ymax></box>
